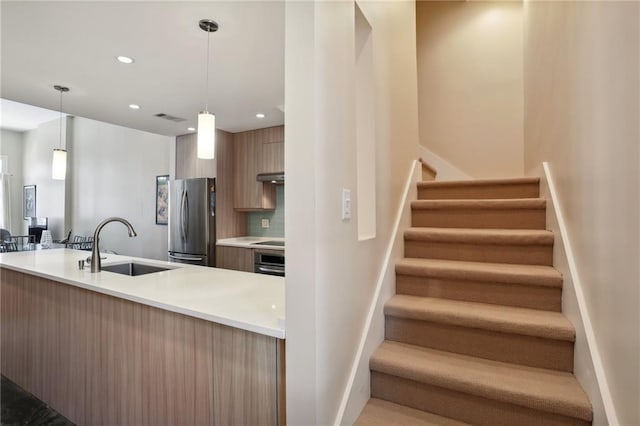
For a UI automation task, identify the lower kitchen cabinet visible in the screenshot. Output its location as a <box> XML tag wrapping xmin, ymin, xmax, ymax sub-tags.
<box><xmin>217</xmin><ymin>246</ymin><xmax>254</xmax><ymax>272</ymax></box>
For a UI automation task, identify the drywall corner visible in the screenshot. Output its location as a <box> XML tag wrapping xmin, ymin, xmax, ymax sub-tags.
<box><xmin>418</xmin><ymin>144</ymin><xmax>472</xmax><ymax>181</ymax></box>
<box><xmin>337</xmin><ymin>160</ymin><xmax>420</xmax><ymax>425</ymax></box>
<box><xmin>537</xmin><ymin>162</ymin><xmax>615</xmax><ymax>426</ymax></box>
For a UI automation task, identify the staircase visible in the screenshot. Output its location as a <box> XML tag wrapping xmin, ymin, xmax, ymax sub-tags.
<box><xmin>356</xmin><ymin>177</ymin><xmax>593</xmax><ymax>426</ymax></box>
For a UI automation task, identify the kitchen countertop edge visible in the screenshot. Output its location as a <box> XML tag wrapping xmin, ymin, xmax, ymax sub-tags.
<box><xmin>0</xmin><ymin>249</ymin><xmax>285</xmax><ymax>339</ymax></box>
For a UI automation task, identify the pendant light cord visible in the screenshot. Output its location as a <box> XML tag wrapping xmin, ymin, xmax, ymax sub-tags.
<box><xmin>58</xmin><ymin>89</ymin><xmax>63</xmax><ymax>149</ymax></box>
<box><xmin>205</xmin><ymin>29</ymin><xmax>211</xmax><ymax>112</ymax></box>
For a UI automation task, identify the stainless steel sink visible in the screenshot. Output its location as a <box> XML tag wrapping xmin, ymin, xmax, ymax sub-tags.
<box><xmin>101</xmin><ymin>262</ymin><xmax>172</xmax><ymax>276</ymax></box>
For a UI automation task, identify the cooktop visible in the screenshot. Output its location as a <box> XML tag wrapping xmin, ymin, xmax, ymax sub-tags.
<box><xmin>253</xmin><ymin>240</ymin><xmax>285</xmax><ymax>247</ymax></box>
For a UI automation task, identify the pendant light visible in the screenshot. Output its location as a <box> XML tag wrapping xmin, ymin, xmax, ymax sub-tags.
<box><xmin>52</xmin><ymin>85</ymin><xmax>69</xmax><ymax>180</ymax></box>
<box><xmin>197</xmin><ymin>19</ymin><xmax>218</xmax><ymax>159</ymax></box>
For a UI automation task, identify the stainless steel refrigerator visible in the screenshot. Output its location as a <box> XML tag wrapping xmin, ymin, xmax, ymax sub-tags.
<box><xmin>168</xmin><ymin>178</ymin><xmax>216</xmax><ymax>266</ymax></box>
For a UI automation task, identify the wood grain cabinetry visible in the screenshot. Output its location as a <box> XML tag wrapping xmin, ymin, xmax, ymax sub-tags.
<box><xmin>175</xmin><ymin>133</ymin><xmax>217</xmax><ymax>179</ymax></box>
<box><xmin>234</xmin><ymin>126</ymin><xmax>284</xmax><ymax>211</ymax></box>
<box><xmin>261</xmin><ymin>140</ymin><xmax>284</xmax><ymax>174</ymax></box>
<box><xmin>217</xmin><ymin>246</ymin><xmax>254</xmax><ymax>272</ymax></box>
<box><xmin>1</xmin><ymin>269</ymin><xmax>284</xmax><ymax>425</ymax></box>
<box><xmin>175</xmin><ymin>130</ymin><xmax>246</xmax><ymax>240</ymax></box>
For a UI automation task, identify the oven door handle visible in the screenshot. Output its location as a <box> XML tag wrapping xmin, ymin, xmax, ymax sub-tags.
<box><xmin>257</xmin><ymin>266</ymin><xmax>284</xmax><ymax>275</ymax></box>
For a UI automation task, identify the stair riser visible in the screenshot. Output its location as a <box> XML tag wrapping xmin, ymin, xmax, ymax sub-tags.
<box><xmin>418</xmin><ymin>183</ymin><xmax>540</xmax><ymax>200</ymax></box>
<box><xmin>411</xmin><ymin>208</ymin><xmax>546</xmax><ymax>229</ymax></box>
<box><xmin>371</xmin><ymin>372</ymin><xmax>590</xmax><ymax>426</ymax></box>
<box><xmin>404</xmin><ymin>241</ymin><xmax>553</xmax><ymax>265</ymax></box>
<box><xmin>385</xmin><ymin>317</ymin><xmax>574</xmax><ymax>371</ymax></box>
<box><xmin>396</xmin><ymin>274</ymin><xmax>562</xmax><ymax>311</ymax></box>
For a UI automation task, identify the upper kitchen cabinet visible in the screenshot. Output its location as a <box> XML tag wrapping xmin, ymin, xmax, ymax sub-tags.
<box><xmin>234</xmin><ymin>126</ymin><xmax>284</xmax><ymax>211</ymax></box>
<box><xmin>175</xmin><ymin>133</ymin><xmax>217</xmax><ymax>179</ymax></box>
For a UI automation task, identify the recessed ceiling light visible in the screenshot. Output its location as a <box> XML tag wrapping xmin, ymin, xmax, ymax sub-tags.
<box><xmin>187</xmin><ymin>127</ymin><xmax>196</xmax><ymax>132</ymax></box>
<box><xmin>117</xmin><ymin>56</ymin><xmax>134</xmax><ymax>64</ymax></box>
<box><xmin>256</xmin><ymin>113</ymin><xmax>265</xmax><ymax>118</ymax></box>
<box><xmin>129</xmin><ymin>104</ymin><xmax>140</xmax><ymax>110</ymax></box>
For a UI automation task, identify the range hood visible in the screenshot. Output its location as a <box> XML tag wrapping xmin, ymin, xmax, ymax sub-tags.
<box><xmin>257</xmin><ymin>172</ymin><xmax>285</xmax><ymax>184</ymax></box>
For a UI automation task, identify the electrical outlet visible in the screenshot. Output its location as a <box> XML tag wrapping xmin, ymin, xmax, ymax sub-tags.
<box><xmin>342</xmin><ymin>188</ymin><xmax>351</xmax><ymax>220</ymax></box>
<box><xmin>261</xmin><ymin>218</ymin><xmax>270</xmax><ymax>228</ymax></box>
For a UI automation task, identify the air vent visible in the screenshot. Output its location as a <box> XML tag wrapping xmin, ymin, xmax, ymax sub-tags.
<box><xmin>154</xmin><ymin>113</ymin><xmax>187</xmax><ymax>123</ymax></box>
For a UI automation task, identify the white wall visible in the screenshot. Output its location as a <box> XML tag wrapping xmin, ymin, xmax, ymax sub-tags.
<box><xmin>0</xmin><ymin>129</ymin><xmax>24</xmax><ymax>235</ymax></box>
<box><xmin>417</xmin><ymin>1</ymin><xmax>524</xmax><ymax>178</ymax></box>
<box><xmin>284</xmin><ymin>1</ymin><xmax>420</xmax><ymax>423</ymax></box>
<box><xmin>21</xmin><ymin>119</ymin><xmax>68</xmax><ymax>238</ymax></box>
<box><xmin>524</xmin><ymin>2</ymin><xmax>639</xmax><ymax>424</ymax></box>
<box><xmin>70</xmin><ymin>117</ymin><xmax>172</xmax><ymax>260</ymax></box>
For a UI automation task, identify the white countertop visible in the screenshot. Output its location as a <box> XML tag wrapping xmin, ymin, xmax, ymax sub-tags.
<box><xmin>0</xmin><ymin>249</ymin><xmax>285</xmax><ymax>339</ymax></box>
<box><xmin>217</xmin><ymin>236</ymin><xmax>285</xmax><ymax>251</ymax></box>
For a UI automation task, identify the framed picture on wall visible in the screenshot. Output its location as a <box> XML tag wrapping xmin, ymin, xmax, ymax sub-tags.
<box><xmin>23</xmin><ymin>185</ymin><xmax>36</xmax><ymax>219</ymax></box>
<box><xmin>155</xmin><ymin>175</ymin><xmax>169</xmax><ymax>225</ymax></box>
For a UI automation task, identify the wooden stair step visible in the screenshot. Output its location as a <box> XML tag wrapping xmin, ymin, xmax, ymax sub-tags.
<box><xmin>404</xmin><ymin>228</ymin><xmax>554</xmax><ymax>265</ymax></box>
<box><xmin>411</xmin><ymin>198</ymin><xmax>546</xmax><ymax>229</ymax></box>
<box><xmin>395</xmin><ymin>258</ymin><xmax>563</xmax><ymax>311</ymax></box>
<box><xmin>370</xmin><ymin>341</ymin><xmax>592</xmax><ymax>425</ymax></box>
<box><xmin>356</xmin><ymin>398</ymin><xmax>469</xmax><ymax>426</ymax></box>
<box><xmin>417</xmin><ymin>177</ymin><xmax>540</xmax><ymax>200</ymax></box>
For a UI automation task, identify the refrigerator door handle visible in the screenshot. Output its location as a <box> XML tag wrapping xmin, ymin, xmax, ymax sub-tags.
<box><xmin>184</xmin><ymin>190</ymin><xmax>189</xmax><ymax>241</ymax></box>
<box><xmin>180</xmin><ymin>189</ymin><xmax>187</xmax><ymax>241</ymax></box>
<box><xmin>168</xmin><ymin>253</ymin><xmax>203</xmax><ymax>262</ymax></box>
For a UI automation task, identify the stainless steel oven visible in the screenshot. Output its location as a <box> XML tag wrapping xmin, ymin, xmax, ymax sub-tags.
<box><xmin>254</xmin><ymin>250</ymin><xmax>285</xmax><ymax>277</ymax></box>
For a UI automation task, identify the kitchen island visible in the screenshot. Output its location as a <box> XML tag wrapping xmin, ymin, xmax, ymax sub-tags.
<box><xmin>0</xmin><ymin>249</ymin><xmax>285</xmax><ymax>425</ymax></box>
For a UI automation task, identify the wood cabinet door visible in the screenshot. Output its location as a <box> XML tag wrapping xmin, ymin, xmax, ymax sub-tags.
<box><xmin>216</xmin><ymin>246</ymin><xmax>254</xmax><ymax>272</ymax></box>
<box><xmin>234</xmin><ymin>129</ymin><xmax>278</xmax><ymax>210</ymax></box>
<box><xmin>175</xmin><ymin>134</ymin><xmax>196</xmax><ymax>179</ymax></box>
<box><xmin>234</xmin><ymin>133</ymin><xmax>261</xmax><ymax>209</ymax></box>
<box><xmin>175</xmin><ymin>133</ymin><xmax>216</xmax><ymax>179</ymax></box>
<box><xmin>261</xmin><ymin>141</ymin><xmax>284</xmax><ymax>174</ymax></box>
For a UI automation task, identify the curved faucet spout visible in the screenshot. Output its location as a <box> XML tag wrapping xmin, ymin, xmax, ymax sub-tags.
<box><xmin>90</xmin><ymin>217</ymin><xmax>138</xmax><ymax>273</ymax></box>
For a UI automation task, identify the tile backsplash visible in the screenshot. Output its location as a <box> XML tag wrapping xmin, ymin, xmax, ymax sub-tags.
<box><xmin>247</xmin><ymin>185</ymin><xmax>284</xmax><ymax>237</ymax></box>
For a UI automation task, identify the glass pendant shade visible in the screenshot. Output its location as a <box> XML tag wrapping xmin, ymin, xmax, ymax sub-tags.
<box><xmin>197</xmin><ymin>112</ymin><xmax>216</xmax><ymax>159</ymax></box>
<box><xmin>52</xmin><ymin>149</ymin><xmax>67</xmax><ymax>180</ymax></box>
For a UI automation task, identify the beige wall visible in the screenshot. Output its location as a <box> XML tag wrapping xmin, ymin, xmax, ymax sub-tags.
<box><xmin>524</xmin><ymin>2</ymin><xmax>639</xmax><ymax>425</ymax></box>
<box><xmin>417</xmin><ymin>1</ymin><xmax>524</xmax><ymax>178</ymax></box>
<box><xmin>284</xmin><ymin>0</ymin><xmax>420</xmax><ymax>423</ymax></box>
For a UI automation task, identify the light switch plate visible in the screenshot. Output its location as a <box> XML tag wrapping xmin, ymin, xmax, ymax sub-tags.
<box><xmin>342</xmin><ymin>188</ymin><xmax>351</xmax><ymax>220</ymax></box>
<box><xmin>261</xmin><ymin>218</ymin><xmax>270</xmax><ymax>228</ymax></box>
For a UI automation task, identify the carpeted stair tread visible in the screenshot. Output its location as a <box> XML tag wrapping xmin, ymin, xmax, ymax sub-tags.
<box><xmin>356</xmin><ymin>398</ymin><xmax>469</xmax><ymax>426</ymax></box>
<box><xmin>385</xmin><ymin>295</ymin><xmax>575</xmax><ymax>341</ymax></box>
<box><xmin>396</xmin><ymin>258</ymin><xmax>562</xmax><ymax>288</ymax></box>
<box><xmin>411</xmin><ymin>198</ymin><xmax>546</xmax><ymax>210</ymax></box>
<box><xmin>417</xmin><ymin>178</ymin><xmax>540</xmax><ymax>200</ymax></box>
<box><xmin>371</xmin><ymin>341</ymin><xmax>592</xmax><ymax>422</ymax></box>
<box><xmin>418</xmin><ymin>177</ymin><xmax>540</xmax><ymax>189</ymax></box>
<box><xmin>404</xmin><ymin>227</ymin><xmax>554</xmax><ymax>245</ymax></box>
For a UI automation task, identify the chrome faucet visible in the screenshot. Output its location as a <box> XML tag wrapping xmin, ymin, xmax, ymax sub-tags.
<box><xmin>90</xmin><ymin>217</ymin><xmax>137</xmax><ymax>273</ymax></box>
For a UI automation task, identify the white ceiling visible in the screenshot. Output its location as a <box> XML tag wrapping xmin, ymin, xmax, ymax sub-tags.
<box><xmin>0</xmin><ymin>98</ymin><xmax>65</xmax><ymax>132</ymax></box>
<box><xmin>0</xmin><ymin>1</ymin><xmax>285</xmax><ymax>136</ymax></box>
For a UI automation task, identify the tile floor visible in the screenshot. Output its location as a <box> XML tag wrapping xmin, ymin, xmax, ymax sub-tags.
<box><xmin>1</xmin><ymin>375</ymin><xmax>74</xmax><ymax>425</ymax></box>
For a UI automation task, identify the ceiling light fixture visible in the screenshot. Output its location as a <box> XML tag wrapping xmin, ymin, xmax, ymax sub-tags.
<box><xmin>129</xmin><ymin>104</ymin><xmax>140</xmax><ymax>110</ymax></box>
<box><xmin>187</xmin><ymin>127</ymin><xmax>196</xmax><ymax>132</ymax></box>
<box><xmin>256</xmin><ymin>113</ymin><xmax>265</xmax><ymax>118</ymax></box>
<box><xmin>117</xmin><ymin>56</ymin><xmax>134</xmax><ymax>64</ymax></box>
<box><xmin>52</xmin><ymin>85</ymin><xmax>69</xmax><ymax>180</ymax></box>
<box><xmin>197</xmin><ymin>19</ymin><xmax>219</xmax><ymax>160</ymax></box>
